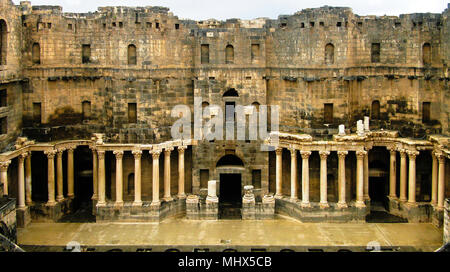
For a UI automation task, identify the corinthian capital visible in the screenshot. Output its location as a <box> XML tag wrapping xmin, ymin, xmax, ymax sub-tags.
<box><xmin>0</xmin><ymin>161</ymin><xmax>11</xmax><ymax>171</ymax></box>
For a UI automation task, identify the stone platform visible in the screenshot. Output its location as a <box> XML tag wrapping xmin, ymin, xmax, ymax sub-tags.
<box><xmin>17</xmin><ymin>218</ymin><xmax>443</xmax><ymax>252</ymax></box>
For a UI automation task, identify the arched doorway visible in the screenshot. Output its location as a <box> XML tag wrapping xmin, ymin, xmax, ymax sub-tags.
<box><xmin>216</xmin><ymin>155</ymin><xmax>244</xmax><ymax>219</ymax></box>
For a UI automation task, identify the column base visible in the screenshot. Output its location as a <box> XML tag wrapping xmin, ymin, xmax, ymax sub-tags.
<box><xmin>56</xmin><ymin>196</ymin><xmax>65</xmax><ymax>202</ymax></box>
<box><xmin>46</xmin><ymin>201</ymin><xmax>57</xmax><ymax>207</ymax></box>
<box><xmin>17</xmin><ymin>206</ymin><xmax>31</xmax><ymax>228</ymax></box>
<box><xmin>96</xmin><ymin>201</ymin><xmax>106</xmax><ymax>207</ymax></box>
<box><xmin>163</xmin><ymin>196</ymin><xmax>174</xmax><ymax>202</ymax></box>
<box><xmin>337</xmin><ymin>202</ymin><xmax>348</xmax><ymax>209</ymax></box>
<box><xmin>114</xmin><ymin>202</ymin><xmax>124</xmax><ymax>209</ymax></box>
<box><xmin>301</xmin><ymin>202</ymin><xmax>311</xmax><ymax>208</ymax></box>
<box><xmin>399</xmin><ymin>197</ymin><xmax>407</xmax><ymax>202</ymax></box>
<box><xmin>406</xmin><ymin>201</ymin><xmax>418</xmax><ymax>207</ymax></box>
<box><xmin>355</xmin><ymin>201</ymin><xmax>366</xmax><ymax>208</ymax></box>
<box><xmin>132</xmin><ymin>201</ymin><xmax>143</xmax><ymax>207</ymax></box>
<box><xmin>67</xmin><ymin>194</ymin><xmax>75</xmax><ymax>199</ymax></box>
<box><xmin>177</xmin><ymin>194</ymin><xmax>187</xmax><ymax>199</ymax></box>
<box><xmin>319</xmin><ymin>202</ymin><xmax>330</xmax><ymax>209</ymax></box>
<box><xmin>275</xmin><ymin>194</ymin><xmax>283</xmax><ymax>199</ymax></box>
<box><xmin>290</xmin><ymin>197</ymin><xmax>298</xmax><ymax>203</ymax></box>
<box><xmin>151</xmin><ymin>201</ymin><xmax>161</xmax><ymax>207</ymax></box>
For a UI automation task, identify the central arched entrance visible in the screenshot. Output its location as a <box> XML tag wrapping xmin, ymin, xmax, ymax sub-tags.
<box><xmin>216</xmin><ymin>155</ymin><xmax>244</xmax><ymax>219</ymax></box>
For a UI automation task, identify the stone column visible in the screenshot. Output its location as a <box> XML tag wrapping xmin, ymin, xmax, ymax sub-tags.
<box><xmin>407</xmin><ymin>150</ymin><xmax>419</xmax><ymax>204</ymax></box>
<box><xmin>67</xmin><ymin>147</ymin><xmax>75</xmax><ymax>199</ymax></box>
<box><xmin>290</xmin><ymin>148</ymin><xmax>297</xmax><ymax>200</ymax></box>
<box><xmin>356</xmin><ymin>151</ymin><xmax>367</xmax><ymax>208</ymax></box>
<box><xmin>364</xmin><ymin>151</ymin><xmax>370</xmax><ymax>200</ymax></box>
<box><xmin>163</xmin><ymin>147</ymin><xmax>174</xmax><ymax>201</ymax></box>
<box><xmin>113</xmin><ymin>150</ymin><xmax>124</xmax><ymax>207</ymax></box>
<box><xmin>431</xmin><ymin>152</ymin><xmax>438</xmax><ymax>206</ymax></box>
<box><xmin>0</xmin><ymin>161</ymin><xmax>11</xmax><ymax>196</ymax></box>
<box><xmin>132</xmin><ymin>150</ymin><xmax>143</xmax><ymax>206</ymax></box>
<box><xmin>319</xmin><ymin>151</ymin><xmax>330</xmax><ymax>208</ymax></box>
<box><xmin>275</xmin><ymin>147</ymin><xmax>283</xmax><ymax>198</ymax></box>
<box><xmin>437</xmin><ymin>154</ymin><xmax>446</xmax><ymax>210</ymax></box>
<box><xmin>389</xmin><ymin>147</ymin><xmax>397</xmax><ymax>198</ymax></box>
<box><xmin>151</xmin><ymin>150</ymin><xmax>161</xmax><ymax>205</ymax></box>
<box><xmin>97</xmin><ymin>151</ymin><xmax>106</xmax><ymax>206</ymax></box>
<box><xmin>337</xmin><ymin>151</ymin><xmax>348</xmax><ymax>208</ymax></box>
<box><xmin>178</xmin><ymin>146</ymin><xmax>187</xmax><ymax>199</ymax></box>
<box><xmin>399</xmin><ymin>150</ymin><xmax>408</xmax><ymax>202</ymax></box>
<box><xmin>25</xmin><ymin>153</ymin><xmax>32</xmax><ymax>205</ymax></box>
<box><xmin>56</xmin><ymin>149</ymin><xmax>65</xmax><ymax>202</ymax></box>
<box><xmin>300</xmin><ymin>151</ymin><xmax>311</xmax><ymax>207</ymax></box>
<box><xmin>91</xmin><ymin>148</ymin><xmax>98</xmax><ymax>200</ymax></box>
<box><xmin>44</xmin><ymin>150</ymin><xmax>57</xmax><ymax>206</ymax></box>
<box><xmin>18</xmin><ymin>153</ymin><xmax>27</xmax><ymax>209</ymax></box>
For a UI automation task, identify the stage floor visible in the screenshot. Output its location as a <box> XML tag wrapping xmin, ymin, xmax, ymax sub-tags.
<box><xmin>17</xmin><ymin>217</ymin><xmax>444</xmax><ymax>252</ymax></box>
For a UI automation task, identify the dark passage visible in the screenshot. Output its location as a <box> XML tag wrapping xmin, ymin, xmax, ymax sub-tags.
<box><xmin>219</xmin><ymin>174</ymin><xmax>242</xmax><ymax>220</ymax></box>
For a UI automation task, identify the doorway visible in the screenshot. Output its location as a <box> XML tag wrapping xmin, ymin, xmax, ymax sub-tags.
<box><xmin>219</xmin><ymin>174</ymin><xmax>242</xmax><ymax>219</ymax></box>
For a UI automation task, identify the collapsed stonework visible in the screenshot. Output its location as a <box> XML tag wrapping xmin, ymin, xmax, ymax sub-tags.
<box><xmin>0</xmin><ymin>0</ymin><xmax>449</xmax><ymax>239</ymax></box>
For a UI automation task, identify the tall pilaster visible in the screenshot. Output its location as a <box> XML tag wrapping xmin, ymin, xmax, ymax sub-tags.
<box><xmin>56</xmin><ymin>149</ymin><xmax>65</xmax><ymax>202</ymax></box>
<box><xmin>290</xmin><ymin>148</ymin><xmax>298</xmax><ymax>200</ymax></box>
<box><xmin>0</xmin><ymin>161</ymin><xmax>11</xmax><ymax>196</ymax></box>
<box><xmin>132</xmin><ymin>150</ymin><xmax>143</xmax><ymax>206</ymax></box>
<box><xmin>337</xmin><ymin>151</ymin><xmax>348</xmax><ymax>208</ymax></box>
<box><xmin>18</xmin><ymin>153</ymin><xmax>27</xmax><ymax>209</ymax></box>
<box><xmin>356</xmin><ymin>150</ymin><xmax>367</xmax><ymax>208</ymax></box>
<box><xmin>319</xmin><ymin>151</ymin><xmax>330</xmax><ymax>208</ymax></box>
<box><xmin>431</xmin><ymin>152</ymin><xmax>438</xmax><ymax>206</ymax></box>
<box><xmin>399</xmin><ymin>150</ymin><xmax>408</xmax><ymax>202</ymax></box>
<box><xmin>275</xmin><ymin>147</ymin><xmax>283</xmax><ymax>198</ymax></box>
<box><xmin>437</xmin><ymin>153</ymin><xmax>446</xmax><ymax>210</ymax></box>
<box><xmin>389</xmin><ymin>147</ymin><xmax>397</xmax><ymax>198</ymax></box>
<box><xmin>44</xmin><ymin>150</ymin><xmax>57</xmax><ymax>206</ymax></box>
<box><xmin>363</xmin><ymin>151</ymin><xmax>370</xmax><ymax>201</ymax></box>
<box><xmin>97</xmin><ymin>151</ymin><xmax>106</xmax><ymax>206</ymax></box>
<box><xmin>25</xmin><ymin>153</ymin><xmax>32</xmax><ymax>205</ymax></box>
<box><xmin>113</xmin><ymin>150</ymin><xmax>124</xmax><ymax>207</ymax></box>
<box><xmin>67</xmin><ymin>147</ymin><xmax>75</xmax><ymax>199</ymax></box>
<box><xmin>407</xmin><ymin>150</ymin><xmax>419</xmax><ymax>204</ymax></box>
<box><xmin>300</xmin><ymin>151</ymin><xmax>311</xmax><ymax>207</ymax></box>
<box><xmin>163</xmin><ymin>147</ymin><xmax>174</xmax><ymax>201</ymax></box>
<box><xmin>178</xmin><ymin>146</ymin><xmax>187</xmax><ymax>199</ymax></box>
<box><xmin>91</xmin><ymin>148</ymin><xmax>98</xmax><ymax>200</ymax></box>
<box><xmin>151</xmin><ymin>149</ymin><xmax>161</xmax><ymax>205</ymax></box>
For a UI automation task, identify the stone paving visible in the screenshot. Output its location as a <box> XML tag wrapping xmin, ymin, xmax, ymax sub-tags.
<box><xmin>17</xmin><ymin>217</ymin><xmax>443</xmax><ymax>252</ymax></box>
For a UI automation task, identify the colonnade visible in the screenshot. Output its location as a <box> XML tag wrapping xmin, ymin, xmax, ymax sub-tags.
<box><xmin>274</xmin><ymin>147</ymin><xmax>367</xmax><ymax>208</ymax></box>
<box><xmin>95</xmin><ymin>146</ymin><xmax>188</xmax><ymax>207</ymax></box>
<box><xmin>274</xmin><ymin>147</ymin><xmax>447</xmax><ymax>209</ymax></box>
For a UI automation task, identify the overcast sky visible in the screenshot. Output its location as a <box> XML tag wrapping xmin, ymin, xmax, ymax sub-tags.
<box><xmin>13</xmin><ymin>0</ymin><xmax>449</xmax><ymax>20</ymax></box>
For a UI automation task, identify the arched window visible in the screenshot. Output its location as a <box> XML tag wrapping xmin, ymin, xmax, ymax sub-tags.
<box><xmin>128</xmin><ymin>44</ymin><xmax>137</xmax><ymax>65</ymax></box>
<box><xmin>422</xmin><ymin>43</ymin><xmax>431</xmax><ymax>65</ymax></box>
<box><xmin>225</xmin><ymin>45</ymin><xmax>234</xmax><ymax>64</ymax></box>
<box><xmin>32</xmin><ymin>43</ymin><xmax>41</xmax><ymax>64</ymax></box>
<box><xmin>82</xmin><ymin>101</ymin><xmax>91</xmax><ymax>120</ymax></box>
<box><xmin>216</xmin><ymin>154</ymin><xmax>244</xmax><ymax>167</ymax></box>
<box><xmin>0</xmin><ymin>20</ymin><xmax>7</xmax><ymax>65</ymax></box>
<box><xmin>128</xmin><ymin>173</ymin><xmax>135</xmax><ymax>195</ymax></box>
<box><xmin>223</xmin><ymin>88</ymin><xmax>239</xmax><ymax>97</ymax></box>
<box><xmin>371</xmin><ymin>100</ymin><xmax>380</xmax><ymax>120</ymax></box>
<box><xmin>325</xmin><ymin>43</ymin><xmax>334</xmax><ymax>64</ymax></box>
<box><xmin>252</xmin><ymin>102</ymin><xmax>260</xmax><ymax>112</ymax></box>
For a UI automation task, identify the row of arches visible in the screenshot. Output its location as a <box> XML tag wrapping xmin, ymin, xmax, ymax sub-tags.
<box><xmin>27</xmin><ymin>41</ymin><xmax>434</xmax><ymax>67</ymax></box>
<box><xmin>30</xmin><ymin>42</ymin><xmax>138</xmax><ymax>65</ymax></box>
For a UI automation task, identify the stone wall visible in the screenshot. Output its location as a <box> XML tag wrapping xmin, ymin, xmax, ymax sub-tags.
<box><xmin>0</xmin><ymin>197</ymin><xmax>16</xmax><ymax>243</ymax></box>
<box><xmin>0</xmin><ymin>0</ymin><xmax>24</xmax><ymax>152</ymax></box>
<box><xmin>5</xmin><ymin>3</ymin><xmax>445</xmax><ymax>146</ymax></box>
<box><xmin>445</xmin><ymin>199</ymin><xmax>449</xmax><ymax>245</ymax></box>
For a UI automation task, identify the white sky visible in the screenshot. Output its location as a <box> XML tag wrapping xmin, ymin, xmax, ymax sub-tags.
<box><xmin>13</xmin><ymin>0</ymin><xmax>449</xmax><ymax>20</ymax></box>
